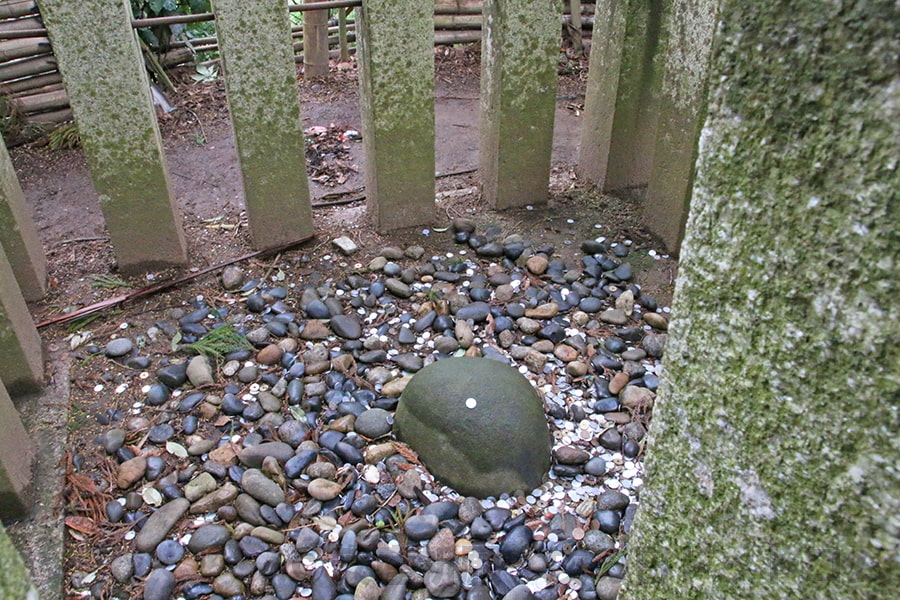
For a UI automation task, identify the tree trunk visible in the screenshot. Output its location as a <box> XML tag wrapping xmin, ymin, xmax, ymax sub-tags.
<box><xmin>621</xmin><ymin>1</ymin><xmax>900</xmax><ymax>597</ymax></box>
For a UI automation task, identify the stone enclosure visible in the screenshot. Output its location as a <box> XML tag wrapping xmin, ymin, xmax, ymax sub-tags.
<box><xmin>1</xmin><ymin>0</ymin><xmax>898</xmax><ymax>598</ymax></box>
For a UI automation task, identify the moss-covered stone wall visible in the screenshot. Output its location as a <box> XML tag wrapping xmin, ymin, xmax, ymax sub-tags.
<box><xmin>357</xmin><ymin>0</ymin><xmax>435</xmax><ymax>231</ymax></box>
<box><xmin>0</xmin><ymin>138</ymin><xmax>45</xmax><ymax>301</ymax></box>
<box><xmin>38</xmin><ymin>0</ymin><xmax>187</xmax><ymax>272</ymax></box>
<box><xmin>622</xmin><ymin>1</ymin><xmax>899</xmax><ymax>597</ymax></box>
<box><xmin>212</xmin><ymin>0</ymin><xmax>314</xmax><ymax>246</ymax></box>
<box><xmin>479</xmin><ymin>0</ymin><xmax>560</xmax><ymax>209</ymax></box>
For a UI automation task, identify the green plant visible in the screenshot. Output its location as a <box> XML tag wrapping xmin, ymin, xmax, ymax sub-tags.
<box><xmin>190</xmin><ymin>63</ymin><xmax>218</xmax><ymax>83</ymax></box>
<box><xmin>88</xmin><ymin>274</ymin><xmax>130</xmax><ymax>290</ymax></box>
<box><xmin>422</xmin><ymin>288</ymin><xmax>442</xmax><ymax>303</ymax></box>
<box><xmin>66</xmin><ymin>314</ymin><xmax>103</xmax><ymax>334</ymax></box>
<box><xmin>47</xmin><ymin>122</ymin><xmax>81</xmax><ymax>149</ymax></box>
<box><xmin>176</xmin><ymin>323</ymin><xmax>252</xmax><ymax>360</ymax></box>
<box><xmin>594</xmin><ymin>545</ymin><xmax>627</xmax><ymax>584</ymax></box>
<box><xmin>68</xmin><ymin>402</ymin><xmax>90</xmax><ymax>433</ymax></box>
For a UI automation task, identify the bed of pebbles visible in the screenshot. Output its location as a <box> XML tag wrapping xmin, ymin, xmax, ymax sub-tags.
<box><xmin>70</xmin><ymin>218</ymin><xmax>670</xmax><ymax>600</ymax></box>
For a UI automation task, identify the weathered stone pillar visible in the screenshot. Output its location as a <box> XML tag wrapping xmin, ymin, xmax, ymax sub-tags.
<box><xmin>357</xmin><ymin>0</ymin><xmax>434</xmax><ymax>231</ymax></box>
<box><xmin>38</xmin><ymin>0</ymin><xmax>187</xmax><ymax>272</ymax></box>
<box><xmin>643</xmin><ymin>0</ymin><xmax>718</xmax><ymax>253</ymax></box>
<box><xmin>621</xmin><ymin>2</ymin><xmax>900</xmax><ymax>597</ymax></box>
<box><xmin>579</xmin><ymin>0</ymin><xmax>669</xmax><ymax>192</ymax></box>
<box><xmin>576</xmin><ymin>0</ymin><xmax>626</xmax><ymax>187</ymax></box>
<box><xmin>0</xmin><ymin>379</ymin><xmax>34</xmax><ymax>518</ymax></box>
<box><xmin>479</xmin><ymin>0</ymin><xmax>560</xmax><ymax>209</ymax></box>
<box><xmin>0</xmin><ymin>243</ymin><xmax>42</xmax><ymax>396</ymax></box>
<box><xmin>0</xmin><ymin>522</ymin><xmax>37</xmax><ymax>600</ymax></box>
<box><xmin>0</xmin><ymin>138</ymin><xmax>45</xmax><ymax>301</ymax></box>
<box><xmin>213</xmin><ymin>0</ymin><xmax>314</xmax><ymax>246</ymax></box>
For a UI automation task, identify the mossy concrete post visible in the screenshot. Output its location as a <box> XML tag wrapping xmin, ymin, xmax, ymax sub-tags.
<box><xmin>38</xmin><ymin>0</ymin><xmax>187</xmax><ymax>272</ymax></box>
<box><xmin>0</xmin><ymin>378</ymin><xmax>34</xmax><ymax>518</ymax></box>
<box><xmin>643</xmin><ymin>0</ymin><xmax>718</xmax><ymax>254</ymax></box>
<box><xmin>0</xmin><ymin>242</ymin><xmax>42</xmax><ymax>396</ymax></box>
<box><xmin>621</xmin><ymin>2</ymin><xmax>900</xmax><ymax>597</ymax></box>
<box><xmin>580</xmin><ymin>0</ymin><xmax>670</xmax><ymax>192</ymax></box>
<box><xmin>357</xmin><ymin>0</ymin><xmax>434</xmax><ymax>231</ymax></box>
<box><xmin>0</xmin><ymin>522</ymin><xmax>38</xmax><ymax>600</ymax></box>
<box><xmin>576</xmin><ymin>0</ymin><xmax>626</xmax><ymax>187</ymax></box>
<box><xmin>212</xmin><ymin>0</ymin><xmax>314</xmax><ymax>246</ymax></box>
<box><xmin>0</xmin><ymin>138</ymin><xmax>45</xmax><ymax>301</ymax></box>
<box><xmin>479</xmin><ymin>0</ymin><xmax>560</xmax><ymax>209</ymax></box>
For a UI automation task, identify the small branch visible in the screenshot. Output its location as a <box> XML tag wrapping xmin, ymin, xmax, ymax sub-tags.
<box><xmin>36</xmin><ymin>233</ymin><xmax>315</xmax><ymax>329</ymax></box>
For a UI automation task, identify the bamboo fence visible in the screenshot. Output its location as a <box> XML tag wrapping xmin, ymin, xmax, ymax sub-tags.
<box><xmin>0</xmin><ymin>0</ymin><xmax>595</xmax><ymax>140</ymax></box>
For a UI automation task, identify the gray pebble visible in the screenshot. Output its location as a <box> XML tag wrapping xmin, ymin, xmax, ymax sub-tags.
<box><xmin>330</xmin><ymin>314</ymin><xmax>362</xmax><ymax>339</ymax></box>
<box><xmin>424</xmin><ymin>561</ymin><xmax>461</xmax><ymax>598</ymax></box>
<box><xmin>188</xmin><ymin>524</ymin><xmax>232</xmax><ymax>554</ymax></box>
<box><xmin>105</xmin><ymin>338</ymin><xmax>133</xmax><ymax>358</ymax></box>
<box><xmin>143</xmin><ymin>568</ymin><xmax>175</xmax><ymax>600</ymax></box>
<box><xmin>354</xmin><ymin>408</ymin><xmax>393</xmax><ymax>438</ymax></box>
<box><xmin>405</xmin><ymin>514</ymin><xmax>439</xmax><ymax>541</ymax></box>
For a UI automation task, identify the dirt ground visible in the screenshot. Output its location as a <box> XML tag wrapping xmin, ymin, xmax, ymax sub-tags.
<box><xmin>8</xmin><ymin>47</ymin><xmax>677</xmax><ymax>598</ymax></box>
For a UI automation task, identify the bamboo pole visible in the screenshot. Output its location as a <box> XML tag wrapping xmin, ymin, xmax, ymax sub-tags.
<box><xmin>293</xmin><ymin>33</ymin><xmax>356</xmax><ymax>53</ymax></box>
<box><xmin>568</xmin><ymin>0</ymin><xmax>583</xmax><ymax>53</ymax></box>
<box><xmin>24</xmin><ymin>106</ymin><xmax>71</xmax><ymax>124</ymax></box>
<box><xmin>433</xmin><ymin>15</ymin><xmax>482</xmax><ymax>29</ymax></box>
<box><xmin>0</xmin><ymin>1</ymin><xmax>38</xmax><ymax>20</ymax></box>
<box><xmin>0</xmin><ymin>28</ymin><xmax>45</xmax><ymax>40</ymax></box>
<box><xmin>0</xmin><ymin>54</ymin><xmax>55</xmax><ymax>80</ymax></box>
<box><xmin>434</xmin><ymin>0</ymin><xmax>483</xmax><ymax>15</ymax></box>
<box><xmin>338</xmin><ymin>7</ymin><xmax>349</xmax><ymax>62</ymax></box>
<box><xmin>8</xmin><ymin>86</ymin><xmax>66</xmax><ymax>113</ymax></box>
<box><xmin>303</xmin><ymin>0</ymin><xmax>329</xmax><ymax>78</ymax></box>
<box><xmin>0</xmin><ymin>35</ymin><xmax>48</xmax><ymax>61</ymax></box>
<box><xmin>0</xmin><ymin>16</ymin><xmax>41</xmax><ymax>31</ymax></box>
<box><xmin>434</xmin><ymin>30</ymin><xmax>481</xmax><ymax>45</ymax></box>
<box><xmin>0</xmin><ymin>71</ymin><xmax>61</xmax><ymax>94</ymax></box>
<box><xmin>5</xmin><ymin>80</ymin><xmax>61</xmax><ymax>98</ymax></box>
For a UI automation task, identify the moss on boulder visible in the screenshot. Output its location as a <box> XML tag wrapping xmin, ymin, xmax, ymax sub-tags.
<box><xmin>394</xmin><ymin>357</ymin><xmax>551</xmax><ymax>498</ymax></box>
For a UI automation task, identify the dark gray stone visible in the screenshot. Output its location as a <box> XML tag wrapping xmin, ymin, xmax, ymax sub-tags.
<box><xmin>394</xmin><ymin>358</ymin><xmax>551</xmax><ymax>497</ymax></box>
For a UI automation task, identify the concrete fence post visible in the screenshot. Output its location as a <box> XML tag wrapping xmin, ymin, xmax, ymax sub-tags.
<box><xmin>0</xmin><ymin>242</ymin><xmax>42</xmax><ymax>396</ymax></box>
<box><xmin>212</xmin><ymin>0</ymin><xmax>315</xmax><ymax>247</ymax></box>
<box><xmin>38</xmin><ymin>0</ymin><xmax>187</xmax><ymax>272</ymax></box>
<box><xmin>479</xmin><ymin>0</ymin><xmax>561</xmax><ymax>209</ymax></box>
<box><xmin>357</xmin><ymin>0</ymin><xmax>435</xmax><ymax>231</ymax></box>
<box><xmin>0</xmin><ymin>378</ymin><xmax>34</xmax><ymax>518</ymax></box>
<box><xmin>643</xmin><ymin>0</ymin><xmax>718</xmax><ymax>253</ymax></box>
<box><xmin>621</xmin><ymin>1</ymin><xmax>899</xmax><ymax>596</ymax></box>
<box><xmin>579</xmin><ymin>0</ymin><xmax>670</xmax><ymax>192</ymax></box>
<box><xmin>576</xmin><ymin>0</ymin><xmax>626</xmax><ymax>189</ymax></box>
<box><xmin>0</xmin><ymin>138</ymin><xmax>45</xmax><ymax>301</ymax></box>
<box><xmin>0</xmin><ymin>522</ymin><xmax>38</xmax><ymax>600</ymax></box>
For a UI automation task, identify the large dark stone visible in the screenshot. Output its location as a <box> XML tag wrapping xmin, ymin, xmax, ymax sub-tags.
<box><xmin>393</xmin><ymin>357</ymin><xmax>551</xmax><ymax>497</ymax></box>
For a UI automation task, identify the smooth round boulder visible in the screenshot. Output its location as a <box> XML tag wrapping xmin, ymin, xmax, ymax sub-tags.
<box><xmin>393</xmin><ymin>357</ymin><xmax>551</xmax><ymax>497</ymax></box>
